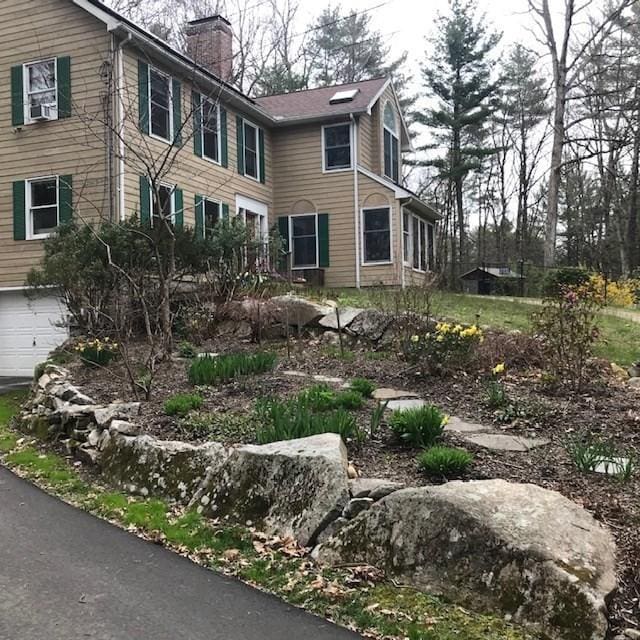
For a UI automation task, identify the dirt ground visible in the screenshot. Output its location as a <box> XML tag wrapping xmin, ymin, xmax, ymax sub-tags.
<box><xmin>71</xmin><ymin>333</ymin><xmax>640</xmax><ymax>636</ymax></box>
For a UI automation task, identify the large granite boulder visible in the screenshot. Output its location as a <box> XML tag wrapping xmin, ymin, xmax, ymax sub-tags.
<box><xmin>347</xmin><ymin>309</ymin><xmax>394</xmax><ymax>341</ymax></box>
<box><xmin>100</xmin><ymin>432</ymin><xmax>228</xmax><ymax>503</ymax></box>
<box><xmin>192</xmin><ymin>433</ymin><xmax>350</xmax><ymax>546</ymax></box>
<box><xmin>271</xmin><ymin>295</ymin><xmax>332</xmax><ymax>327</ymax></box>
<box><xmin>315</xmin><ymin>479</ymin><xmax>617</xmax><ymax>640</ymax></box>
<box><xmin>318</xmin><ymin>307</ymin><xmax>364</xmax><ymax>330</ymax></box>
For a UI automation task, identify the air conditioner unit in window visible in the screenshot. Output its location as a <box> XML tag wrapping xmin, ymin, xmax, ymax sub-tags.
<box><xmin>30</xmin><ymin>104</ymin><xmax>53</xmax><ymax>121</ymax></box>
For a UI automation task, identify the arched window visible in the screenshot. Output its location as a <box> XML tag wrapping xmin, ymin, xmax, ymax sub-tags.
<box><xmin>383</xmin><ymin>102</ymin><xmax>399</xmax><ymax>182</ymax></box>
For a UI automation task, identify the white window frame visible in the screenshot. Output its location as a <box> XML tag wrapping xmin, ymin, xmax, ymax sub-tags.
<box><xmin>361</xmin><ymin>206</ymin><xmax>393</xmax><ymax>266</ymax></box>
<box><xmin>202</xmin><ymin>196</ymin><xmax>222</xmax><ymax>237</ymax></box>
<box><xmin>402</xmin><ymin>210</ymin><xmax>411</xmax><ymax>266</ymax></box>
<box><xmin>200</xmin><ymin>95</ymin><xmax>221</xmax><ymax>165</ymax></box>
<box><xmin>242</xmin><ymin>118</ymin><xmax>261</xmax><ymax>181</ymax></box>
<box><xmin>322</xmin><ymin>123</ymin><xmax>353</xmax><ymax>173</ymax></box>
<box><xmin>383</xmin><ymin>103</ymin><xmax>399</xmax><ymax>183</ymax></box>
<box><xmin>26</xmin><ymin>175</ymin><xmax>59</xmax><ymax>240</ymax></box>
<box><xmin>289</xmin><ymin>212</ymin><xmax>319</xmax><ymax>270</ymax></box>
<box><xmin>409</xmin><ymin>213</ymin><xmax>434</xmax><ymax>273</ymax></box>
<box><xmin>148</xmin><ymin>66</ymin><xmax>173</xmax><ymax>144</ymax></box>
<box><xmin>150</xmin><ymin>182</ymin><xmax>176</xmax><ymax>226</ymax></box>
<box><xmin>23</xmin><ymin>58</ymin><xmax>58</xmax><ymax>124</ymax></box>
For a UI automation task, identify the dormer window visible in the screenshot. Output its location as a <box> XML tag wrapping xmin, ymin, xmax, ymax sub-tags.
<box><xmin>383</xmin><ymin>102</ymin><xmax>399</xmax><ymax>183</ymax></box>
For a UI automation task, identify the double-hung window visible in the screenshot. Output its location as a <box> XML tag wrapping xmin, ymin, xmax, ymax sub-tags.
<box><xmin>203</xmin><ymin>198</ymin><xmax>221</xmax><ymax>237</ymax></box>
<box><xmin>243</xmin><ymin>120</ymin><xmax>259</xmax><ymax>179</ymax></box>
<box><xmin>152</xmin><ymin>184</ymin><xmax>175</xmax><ymax>225</ymax></box>
<box><xmin>291</xmin><ymin>214</ymin><xmax>318</xmax><ymax>269</ymax></box>
<box><xmin>25</xmin><ymin>59</ymin><xmax>57</xmax><ymax>122</ymax></box>
<box><xmin>362</xmin><ymin>207</ymin><xmax>391</xmax><ymax>264</ymax></box>
<box><xmin>403</xmin><ymin>211</ymin><xmax>411</xmax><ymax>264</ymax></box>
<box><xmin>323</xmin><ymin>124</ymin><xmax>352</xmax><ymax>171</ymax></box>
<box><xmin>383</xmin><ymin>102</ymin><xmax>400</xmax><ymax>183</ymax></box>
<box><xmin>202</xmin><ymin>98</ymin><xmax>220</xmax><ymax>163</ymax></box>
<box><xmin>28</xmin><ymin>177</ymin><xmax>59</xmax><ymax>239</ymax></box>
<box><xmin>150</xmin><ymin>68</ymin><xmax>172</xmax><ymax>141</ymax></box>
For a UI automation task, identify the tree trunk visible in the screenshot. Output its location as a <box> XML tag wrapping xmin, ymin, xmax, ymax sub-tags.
<box><xmin>626</xmin><ymin>108</ymin><xmax>640</xmax><ymax>275</ymax></box>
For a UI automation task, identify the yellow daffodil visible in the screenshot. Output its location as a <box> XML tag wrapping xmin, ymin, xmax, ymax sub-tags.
<box><xmin>411</xmin><ymin>335</ymin><xmax>420</xmax><ymax>343</ymax></box>
<box><xmin>492</xmin><ymin>362</ymin><xmax>506</xmax><ymax>375</ymax></box>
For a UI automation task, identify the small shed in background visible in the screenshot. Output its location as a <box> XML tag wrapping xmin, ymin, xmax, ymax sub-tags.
<box><xmin>460</xmin><ymin>266</ymin><xmax>524</xmax><ymax>296</ymax></box>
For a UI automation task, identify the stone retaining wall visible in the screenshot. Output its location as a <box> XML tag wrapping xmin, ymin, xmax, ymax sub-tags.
<box><xmin>17</xmin><ymin>363</ymin><xmax>618</xmax><ymax>640</ymax></box>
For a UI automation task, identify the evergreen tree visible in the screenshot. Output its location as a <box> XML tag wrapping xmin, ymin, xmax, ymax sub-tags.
<box><xmin>415</xmin><ymin>0</ymin><xmax>502</xmax><ymax>269</ymax></box>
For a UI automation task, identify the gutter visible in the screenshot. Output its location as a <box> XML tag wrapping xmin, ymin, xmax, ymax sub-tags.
<box><xmin>351</xmin><ymin>114</ymin><xmax>360</xmax><ymax>289</ymax></box>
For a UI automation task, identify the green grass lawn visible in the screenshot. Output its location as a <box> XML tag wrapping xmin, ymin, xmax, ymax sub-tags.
<box><xmin>324</xmin><ymin>289</ymin><xmax>640</xmax><ymax>366</ymax></box>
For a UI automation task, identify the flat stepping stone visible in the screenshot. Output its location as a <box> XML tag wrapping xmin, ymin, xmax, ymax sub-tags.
<box><xmin>373</xmin><ymin>388</ymin><xmax>420</xmax><ymax>401</ymax></box>
<box><xmin>283</xmin><ymin>370</ymin><xmax>309</xmax><ymax>378</ymax></box>
<box><xmin>386</xmin><ymin>399</ymin><xmax>427</xmax><ymax>412</ymax></box>
<box><xmin>445</xmin><ymin>416</ymin><xmax>491</xmax><ymax>434</ymax></box>
<box><xmin>313</xmin><ymin>374</ymin><xmax>344</xmax><ymax>384</ymax></box>
<box><xmin>462</xmin><ymin>433</ymin><xmax>550</xmax><ymax>452</ymax></box>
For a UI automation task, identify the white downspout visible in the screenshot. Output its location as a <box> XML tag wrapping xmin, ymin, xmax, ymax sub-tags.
<box><xmin>116</xmin><ymin>33</ymin><xmax>131</xmax><ymax>221</ymax></box>
<box><xmin>351</xmin><ymin>114</ymin><xmax>361</xmax><ymax>289</ymax></box>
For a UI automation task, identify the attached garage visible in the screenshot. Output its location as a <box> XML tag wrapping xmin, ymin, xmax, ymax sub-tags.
<box><xmin>0</xmin><ymin>290</ymin><xmax>68</xmax><ymax>377</ymax></box>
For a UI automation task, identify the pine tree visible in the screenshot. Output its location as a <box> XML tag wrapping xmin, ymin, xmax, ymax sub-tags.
<box><xmin>415</xmin><ymin>0</ymin><xmax>502</xmax><ymax>270</ymax></box>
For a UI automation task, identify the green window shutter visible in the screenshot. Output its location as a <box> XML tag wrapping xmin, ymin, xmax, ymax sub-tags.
<box><xmin>174</xmin><ymin>187</ymin><xmax>184</xmax><ymax>228</ymax></box>
<box><xmin>192</xmin><ymin>92</ymin><xmax>202</xmax><ymax>157</ymax></box>
<box><xmin>236</xmin><ymin>115</ymin><xmax>244</xmax><ymax>175</ymax></box>
<box><xmin>13</xmin><ymin>181</ymin><xmax>26</xmax><ymax>241</ymax></box>
<box><xmin>194</xmin><ymin>195</ymin><xmax>204</xmax><ymax>238</ymax></box>
<box><xmin>318</xmin><ymin>213</ymin><xmax>329</xmax><ymax>268</ymax></box>
<box><xmin>59</xmin><ymin>175</ymin><xmax>73</xmax><ymax>223</ymax></box>
<box><xmin>277</xmin><ymin>216</ymin><xmax>290</xmax><ymax>271</ymax></box>
<box><xmin>11</xmin><ymin>65</ymin><xmax>24</xmax><ymax>127</ymax></box>
<box><xmin>172</xmin><ymin>79</ymin><xmax>182</xmax><ymax>146</ymax></box>
<box><xmin>220</xmin><ymin>106</ymin><xmax>228</xmax><ymax>167</ymax></box>
<box><xmin>258</xmin><ymin>128</ymin><xmax>266</xmax><ymax>183</ymax></box>
<box><xmin>57</xmin><ymin>56</ymin><xmax>71</xmax><ymax>119</ymax></box>
<box><xmin>139</xmin><ymin>175</ymin><xmax>150</xmax><ymax>224</ymax></box>
<box><xmin>222</xmin><ymin>202</ymin><xmax>229</xmax><ymax>219</ymax></box>
<box><xmin>138</xmin><ymin>60</ymin><xmax>149</xmax><ymax>134</ymax></box>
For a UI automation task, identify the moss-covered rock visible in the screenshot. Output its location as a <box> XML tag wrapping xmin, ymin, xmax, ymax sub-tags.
<box><xmin>315</xmin><ymin>479</ymin><xmax>617</xmax><ymax>640</ymax></box>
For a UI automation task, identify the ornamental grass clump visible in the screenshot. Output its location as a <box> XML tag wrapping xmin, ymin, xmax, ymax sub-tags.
<box><xmin>389</xmin><ymin>405</ymin><xmax>448</xmax><ymax>448</ymax></box>
<box><xmin>418</xmin><ymin>446</ymin><xmax>473</xmax><ymax>477</ymax></box>
<box><xmin>164</xmin><ymin>393</ymin><xmax>203</xmax><ymax>416</ymax></box>
<box><xmin>75</xmin><ymin>337</ymin><xmax>119</xmax><ymax>367</ymax></box>
<box><xmin>299</xmin><ymin>384</ymin><xmax>365</xmax><ymax>412</ymax></box>
<box><xmin>188</xmin><ymin>352</ymin><xmax>276</xmax><ymax>385</ymax></box>
<box><xmin>405</xmin><ymin>322</ymin><xmax>484</xmax><ymax>375</ymax></box>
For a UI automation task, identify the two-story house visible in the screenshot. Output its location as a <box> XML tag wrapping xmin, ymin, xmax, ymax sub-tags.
<box><xmin>0</xmin><ymin>0</ymin><xmax>440</xmax><ymax>375</ymax></box>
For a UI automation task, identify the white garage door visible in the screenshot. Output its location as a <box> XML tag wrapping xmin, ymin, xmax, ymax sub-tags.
<box><xmin>0</xmin><ymin>291</ymin><xmax>69</xmax><ymax>377</ymax></box>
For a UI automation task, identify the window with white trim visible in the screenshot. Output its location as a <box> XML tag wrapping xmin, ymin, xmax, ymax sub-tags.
<box><xmin>383</xmin><ymin>102</ymin><xmax>399</xmax><ymax>183</ymax></box>
<box><xmin>28</xmin><ymin>176</ymin><xmax>59</xmax><ymax>239</ymax></box>
<box><xmin>149</xmin><ymin>67</ymin><xmax>172</xmax><ymax>141</ymax></box>
<box><xmin>202</xmin><ymin>98</ymin><xmax>220</xmax><ymax>163</ymax></box>
<box><xmin>24</xmin><ymin>59</ymin><xmax>57</xmax><ymax>122</ymax></box>
<box><xmin>323</xmin><ymin>123</ymin><xmax>352</xmax><ymax>170</ymax></box>
<box><xmin>152</xmin><ymin>183</ymin><xmax>175</xmax><ymax>225</ymax></box>
<box><xmin>403</xmin><ymin>211</ymin><xmax>411</xmax><ymax>264</ymax></box>
<box><xmin>362</xmin><ymin>207</ymin><xmax>391</xmax><ymax>264</ymax></box>
<box><xmin>203</xmin><ymin>198</ymin><xmax>221</xmax><ymax>238</ymax></box>
<box><xmin>410</xmin><ymin>214</ymin><xmax>431</xmax><ymax>272</ymax></box>
<box><xmin>243</xmin><ymin>120</ymin><xmax>259</xmax><ymax>179</ymax></box>
<box><xmin>291</xmin><ymin>214</ymin><xmax>318</xmax><ymax>268</ymax></box>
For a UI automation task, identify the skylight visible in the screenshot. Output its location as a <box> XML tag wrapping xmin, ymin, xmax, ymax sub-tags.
<box><xmin>329</xmin><ymin>89</ymin><xmax>359</xmax><ymax>105</ymax></box>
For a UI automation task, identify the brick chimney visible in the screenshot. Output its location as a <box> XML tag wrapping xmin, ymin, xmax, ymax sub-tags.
<box><xmin>185</xmin><ymin>15</ymin><xmax>233</xmax><ymax>82</ymax></box>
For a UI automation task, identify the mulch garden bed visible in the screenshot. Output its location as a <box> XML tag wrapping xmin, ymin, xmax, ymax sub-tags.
<box><xmin>69</xmin><ymin>333</ymin><xmax>639</xmax><ymax>636</ymax></box>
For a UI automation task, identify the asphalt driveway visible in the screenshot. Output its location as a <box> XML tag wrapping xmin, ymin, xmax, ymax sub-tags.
<box><xmin>0</xmin><ymin>377</ymin><xmax>31</xmax><ymax>393</ymax></box>
<box><xmin>0</xmin><ymin>466</ymin><xmax>362</xmax><ymax>640</ymax></box>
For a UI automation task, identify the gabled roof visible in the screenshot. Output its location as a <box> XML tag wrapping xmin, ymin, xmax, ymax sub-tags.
<box><xmin>255</xmin><ymin>78</ymin><xmax>388</xmax><ymax>122</ymax></box>
<box><xmin>460</xmin><ymin>267</ymin><xmax>523</xmax><ymax>280</ymax></box>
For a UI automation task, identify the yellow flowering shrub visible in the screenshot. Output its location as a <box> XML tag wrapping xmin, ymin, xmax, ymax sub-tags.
<box><xmin>575</xmin><ymin>274</ymin><xmax>639</xmax><ymax>308</ymax></box>
<box><xmin>406</xmin><ymin>322</ymin><xmax>484</xmax><ymax>375</ymax></box>
<box><xmin>75</xmin><ymin>337</ymin><xmax>119</xmax><ymax>367</ymax></box>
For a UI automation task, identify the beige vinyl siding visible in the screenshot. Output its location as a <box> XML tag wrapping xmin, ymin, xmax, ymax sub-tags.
<box><xmin>272</xmin><ymin>123</ymin><xmax>356</xmax><ymax>288</ymax></box>
<box><xmin>0</xmin><ymin>0</ymin><xmax>112</xmax><ymax>287</ymax></box>
<box><xmin>119</xmin><ymin>48</ymin><xmax>272</xmax><ymax>226</ymax></box>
